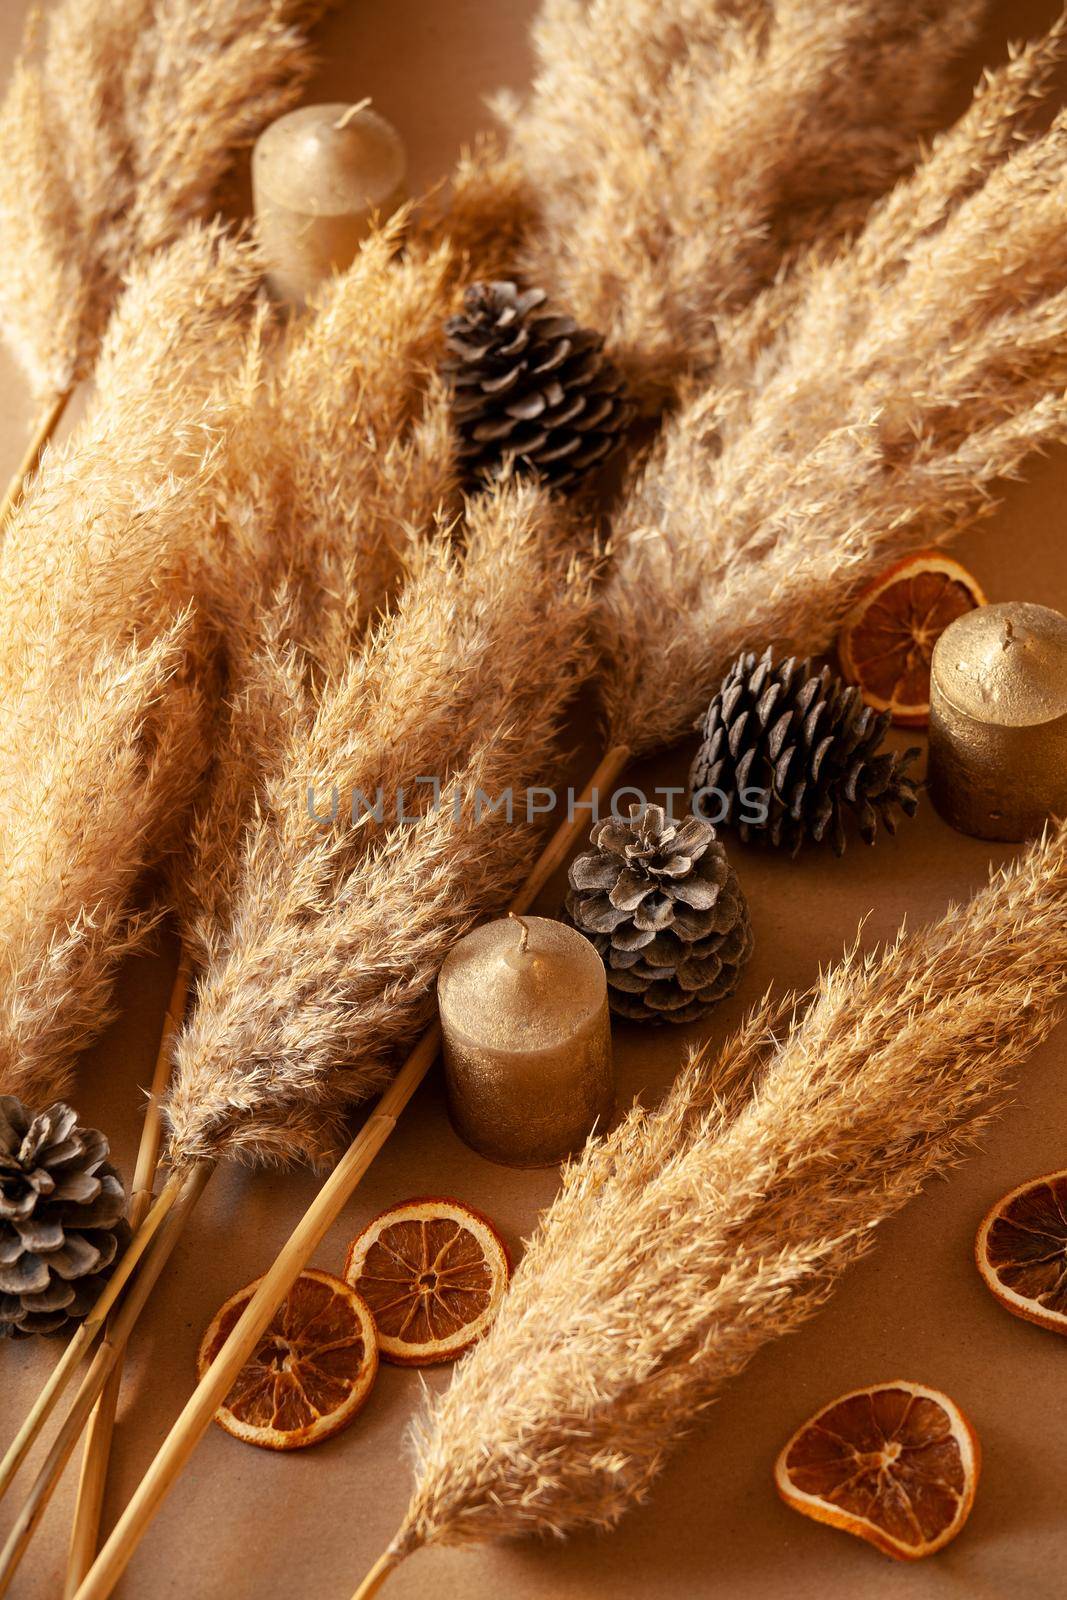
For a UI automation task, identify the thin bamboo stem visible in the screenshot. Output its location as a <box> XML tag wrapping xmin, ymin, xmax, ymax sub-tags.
<box><xmin>0</xmin><ymin>1166</ymin><xmax>186</xmax><ymax>1502</ymax></box>
<box><xmin>0</xmin><ymin>389</ymin><xmax>71</xmax><ymax>526</ymax></box>
<box><xmin>350</xmin><ymin>1548</ymin><xmax>401</xmax><ymax>1600</ymax></box>
<box><xmin>0</xmin><ymin>1162</ymin><xmax>212</xmax><ymax>1598</ymax></box>
<box><xmin>64</xmin><ymin>951</ymin><xmax>192</xmax><ymax>1596</ymax></box>
<box><xmin>71</xmin><ymin>743</ymin><xmax>631</xmax><ymax>1600</ymax></box>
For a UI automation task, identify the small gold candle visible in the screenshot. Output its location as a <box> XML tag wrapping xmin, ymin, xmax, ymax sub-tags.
<box><xmin>928</xmin><ymin>601</ymin><xmax>1067</xmax><ymax>841</ymax></box>
<box><xmin>252</xmin><ymin>101</ymin><xmax>406</xmax><ymax>307</ymax></box>
<box><xmin>438</xmin><ymin>914</ymin><xmax>614</xmax><ymax>1168</ymax></box>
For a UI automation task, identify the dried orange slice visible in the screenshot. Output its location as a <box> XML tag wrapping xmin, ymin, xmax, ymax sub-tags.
<box><xmin>775</xmin><ymin>1381</ymin><xmax>980</xmax><ymax>1560</ymax></box>
<box><xmin>976</xmin><ymin>1169</ymin><xmax>1067</xmax><ymax>1335</ymax></box>
<box><xmin>344</xmin><ymin>1197</ymin><xmax>510</xmax><ymax>1365</ymax></box>
<box><xmin>198</xmin><ymin>1268</ymin><xmax>378</xmax><ymax>1450</ymax></box>
<box><xmin>838</xmin><ymin>551</ymin><xmax>986</xmax><ymax>725</ymax></box>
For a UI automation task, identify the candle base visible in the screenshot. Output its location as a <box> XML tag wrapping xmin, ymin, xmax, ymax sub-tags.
<box><xmin>445</xmin><ymin>1100</ymin><xmax>616</xmax><ymax>1170</ymax></box>
<box><xmin>927</xmin><ymin>716</ymin><xmax>1065</xmax><ymax>841</ymax></box>
<box><xmin>443</xmin><ymin>1012</ymin><xmax>615</xmax><ymax>1170</ymax></box>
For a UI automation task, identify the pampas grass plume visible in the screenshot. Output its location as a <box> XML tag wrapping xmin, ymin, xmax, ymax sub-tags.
<box><xmin>386</xmin><ymin>825</ymin><xmax>1066</xmax><ymax>1562</ymax></box>
<box><xmin>598</xmin><ymin>27</ymin><xmax>1067</xmax><ymax>755</ymax></box>
<box><xmin>0</xmin><ymin>226</ymin><xmax>261</xmax><ymax>1106</ymax></box>
<box><xmin>504</xmin><ymin>0</ymin><xmax>985</xmax><ymax>401</ymax></box>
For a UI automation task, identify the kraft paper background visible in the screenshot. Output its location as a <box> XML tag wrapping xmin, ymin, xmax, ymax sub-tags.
<box><xmin>1</xmin><ymin>3</ymin><xmax>1064</xmax><ymax>1597</ymax></box>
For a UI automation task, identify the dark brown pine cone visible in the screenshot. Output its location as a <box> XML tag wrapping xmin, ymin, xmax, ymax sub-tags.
<box><xmin>443</xmin><ymin>280</ymin><xmax>633</xmax><ymax>491</ymax></box>
<box><xmin>0</xmin><ymin>1098</ymin><xmax>129</xmax><ymax>1338</ymax></box>
<box><xmin>566</xmin><ymin>804</ymin><xmax>753</xmax><ymax>1024</ymax></box>
<box><xmin>689</xmin><ymin>648</ymin><xmax>920</xmax><ymax>856</ymax></box>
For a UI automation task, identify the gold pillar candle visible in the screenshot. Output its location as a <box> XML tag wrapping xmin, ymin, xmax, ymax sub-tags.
<box><xmin>252</xmin><ymin>102</ymin><xmax>406</xmax><ymax>307</ymax></box>
<box><xmin>438</xmin><ymin>914</ymin><xmax>614</xmax><ymax>1168</ymax></box>
<box><xmin>928</xmin><ymin>601</ymin><xmax>1067</xmax><ymax>841</ymax></box>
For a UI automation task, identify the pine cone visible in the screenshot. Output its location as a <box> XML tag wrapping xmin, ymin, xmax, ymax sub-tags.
<box><xmin>0</xmin><ymin>1098</ymin><xmax>129</xmax><ymax>1338</ymax></box>
<box><xmin>566</xmin><ymin>805</ymin><xmax>753</xmax><ymax>1024</ymax></box>
<box><xmin>444</xmin><ymin>280</ymin><xmax>633</xmax><ymax>491</ymax></box>
<box><xmin>690</xmin><ymin>648</ymin><xmax>920</xmax><ymax>856</ymax></box>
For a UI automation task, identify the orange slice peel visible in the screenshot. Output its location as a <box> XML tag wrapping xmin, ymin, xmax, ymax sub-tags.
<box><xmin>198</xmin><ymin>1267</ymin><xmax>378</xmax><ymax>1450</ymax></box>
<box><xmin>976</xmin><ymin>1169</ymin><xmax>1067</xmax><ymax>1335</ymax></box>
<box><xmin>775</xmin><ymin>1380</ymin><xmax>980</xmax><ymax>1560</ymax></box>
<box><xmin>344</xmin><ymin>1196</ymin><xmax>510</xmax><ymax>1366</ymax></box>
<box><xmin>838</xmin><ymin>551</ymin><xmax>986</xmax><ymax>725</ymax></box>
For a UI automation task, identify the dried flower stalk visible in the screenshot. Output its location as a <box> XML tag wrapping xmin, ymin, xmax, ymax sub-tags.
<box><xmin>164</xmin><ymin>477</ymin><xmax>593</xmax><ymax>1168</ymax></box>
<box><xmin>173</xmin><ymin>221</ymin><xmax>460</xmax><ymax>951</ymax></box>
<box><xmin>598</xmin><ymin>30</ymin><xmax>1067</xmax><ymax>755</ymax></box>
<box><xmin>0</xmin><ymin>226</ymin><xmax>260</xmax><ymax>1107</ymax></box>
<box><xmin>385</xmin><ymin>824</ymin><xmax>1067</xmax><ymax>1565</ymax></box>
<box><xmin>140</xmin><ymin>213</ymin><xmax>596</xmax><ymax>1170</ymax></box>
<box><xmin>503</xmin><ymin>0</ymin><xmax>984</xmax><ymax>400</ymax></box>
<box><xmin>21</xmin><ymin>229</ymin><xmax>590</xmax><ymax>1600</ymax></box>
<box><xmin>0</xmin><ymin>0</ymin><xmax>324</xmax><ymax>401</ymax></box>
<box><xmin>412</xmin><ymin>138</ymin><xmax>534</xmax><ymax>289</ymax></box>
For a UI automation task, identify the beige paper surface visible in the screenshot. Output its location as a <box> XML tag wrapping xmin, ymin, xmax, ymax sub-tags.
<box><xmin>1</xmin><ymin>3</ymin><xmax>1064</xmax><ymax>1597</ymax></box>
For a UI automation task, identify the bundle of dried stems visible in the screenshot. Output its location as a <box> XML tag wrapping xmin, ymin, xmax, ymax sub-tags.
<box><xmin>62</xmin><ymin>477</ymin><xmax>599</xmax><ymax>1599</ymax></box>
<box><xmin>0</xmin><ymin>136</ymin><xmax>533</xmax><ymax>1128</ymax></box>
<box><xmin>155</xmin><ymin>213</ymin><xmax>593</xmax><ymax>1168</ymax></box>
<box><xmin>28</xmin><ymin>220</ymin><xmax>597</xmax><ymax>1600</ymax></box>
<box><xmin>0</xmin><ymin>0</ymin><xmax>325</xmax><ymax>405</ymax></box>
<box><xmin>598</xmin><ymin>28</ymin><xmax>1067</xmax><ymax>754</ymax></box>
<box><xmin>374</xmin><ymin>824</ymin><xmax>1067</xmax><ymax>1579</ymax></box>
<box><xmin>502</xmin><ymin>0</ymin><xmax>985</xmax><ymax>400</ymax></box>
<box><xmin>0</xmin><ymin>225</ymin><xmax>260</xmax><ymax>1110</ymax></box>
<box><xmin>1</xmin><ymin>205</ymin><xmax>568</xmax><ymax>1591</ymax></box>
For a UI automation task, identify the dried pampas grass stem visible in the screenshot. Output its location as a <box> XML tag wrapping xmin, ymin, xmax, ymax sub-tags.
<box><xmin>66</xmin><ymin>744</ymin><xmax>629</xmax><ymax>1600</ymax></box>
<box><xmin>64</xmin><ymin>949</ymin><xmax>193</xmax><ymax>1595</ymax></box>
<box><xmin>505</xmin><ymin>0</ymin><xmax>983</xmax><ymax>400</ymax></box>
<box><xmin>0</xmin><ymin>953</ymin><xmax>191</xmax><ymax>1515</ymax></box>
<box><xmin>0</xmin><ymin>225</ymin><xmax>259</xmax><ymax>1113</ymax></box>
<box><xmin>0</xmin><ymin>388</ymin><xmax>71</xmax><ymax>527</ymax></box>
<box><xmin>0</xmin><ymin>1167</ymin><xmax>186</xmax><ymax>1507</ymax></box>
<box><xmin>0</xmin><ymin>952</ymin><xmax>193</xmax><ymax>1596</ymax></box>
<box><xmin>597</xmin><ymin>26</ymin><xmax>1067</xmax><ymax>754</ymax></box>
<box><xmin>350</xmin><ymin>826</ymin><xmax>1067</xmax><ymax>1591</ymax></box>
<box><xmin>0</xmin><ymin>1161</ymin><xmax>213</xmax><ymax>1599</ymax></box>
<box><xmin>0</xmin><ymin>230</ymin><xmax>257</xmax><ymax>1548</ymax></box>
<box><xmin>1</xmin><ymin>211</ymin><xmax>463</xmax><ymax>1571</ymax></box>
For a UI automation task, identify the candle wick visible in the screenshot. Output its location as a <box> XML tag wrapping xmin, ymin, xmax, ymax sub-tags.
<box><xmin>508</xmin><ymin>911</ymin><xmax>531</xmax><ymax>955</ymax></box>
<box><xmin>1001</xmin><ymin>619</ymin><xmax>1015</xmax><ymax>651</ymax></box>
<box><xmin>334</xmin><ymin>98</ymin><xmax>372</xmax><ymax>130</ymax></box>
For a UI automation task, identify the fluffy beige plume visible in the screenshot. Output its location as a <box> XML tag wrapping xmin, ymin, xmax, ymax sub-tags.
<box><xmin>172</xmin><ymin>220</ymin><xmax>461</xmax><ymax>962</ymax></box>
<box><xmin>388</xmin><ymin>825</ymin><xmax>1067</xmax><ymax>1561</ymax></box>
<box><xmin>164</xmin><ymin>479</ymin><xmax>593</xmax><ymax>1168</ymax></box>
<box><xmin>412</xmin><ymin>139</ymin><xmax>534</xmax><ymax>288</ymax></box>
<box><xmin>502</xmin><ymin>0</ymin><xmax>984</xmax><ymax>400</ymax></box>
<box><xmin>597</xmin><ymin>28</ymin><xmax>1067</xmax><ymax>754</ymax></box>
<box><xmin>0</xmin><ymin>0</ymin><xmax>323</xmax><ymax>398</ymax></box>
<box><xmin>0</xmin><ymin>226</ymin><xmax>260</xmax><ymax>1105</ymax></box>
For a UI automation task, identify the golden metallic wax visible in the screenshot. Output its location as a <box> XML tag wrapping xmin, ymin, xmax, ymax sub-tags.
<box><xmin>928</xmin><ymin>601</ymin><xmax>1067</xmax><ymax>841</ymax></box>
<box><xmin>252</xmin><ymin>102</ymin><xmax>406</xmax><ymax>307</ymax></box>
<box><xmin>438</xmin><ymin>914</ymin><xmax>614</xmax><ymax>1168</ymax></box>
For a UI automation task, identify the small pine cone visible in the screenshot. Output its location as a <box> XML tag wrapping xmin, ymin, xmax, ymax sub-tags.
<box><xmin>566</xmin><ymin>805</ymin><xmax>753</xmax><ymax>1025</ymax></box>
<box><xmin>0</xmin><ymin>1098</ymin><xmax>129</xmax><ymax>1338</ymax></box>
<box><xmin>443</xmin><ymin>280</ymin><xmax>633</xmax><ymax>491</ymax></box>
<box><xmin>690</xmin><ymin>648</ymin><xmax>920</xmax><ymax>856</ymax></box>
